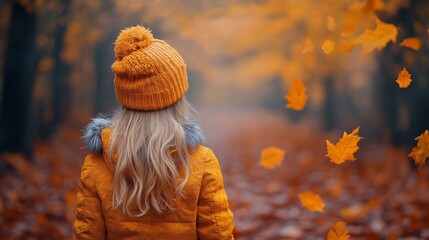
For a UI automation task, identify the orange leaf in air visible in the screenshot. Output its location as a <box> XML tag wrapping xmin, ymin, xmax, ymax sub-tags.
<box><xmin>327</xmin><ymin>221</ymin><xmax>350</xmax><ymax>240</ymax></box>
<box><xmin>285</xmin><ymin>80</ymin><xmax>307</xmax><ymax>111</ymax></box>
<box><xmin>298</xmin><ymin>191</ymin><xmax>324</xmax><ymax>212</ymax></box>
<box><xmin>408</xmin><ymin>130</ymin><xmax>429</xmax><ymax>170</ymax></box>
<box><xmin>326</xmin><ymin>127</ymin><xmax>362</xmax><ymax>165</ymax></box>
<box><xmin>400</xmin><ymin>37</ymin><xmax>421</xmax><ymax>51</ymax></box>
<box><xmin>302</xmin><ymin>38</ymin><xmax>314</xmax><ymax>54</ymax></box>
<box><xmin>396</xmin><ymin>68</ymin><xmax>412</xmax><ymax>88</ymax></box>
<box><xmin>322</xmin><ymin>40</ymin><xmax>335</xmax><ymax>54</ymax></box>
<box><xmin>260</xmin><ymin>146</ymin><xmax>286</xmax><ymax>169</ymax></box>
<box><xmin>353</xmin><ymin>17</ymin><xmax>397</xmax><ymax>54</ymax></box>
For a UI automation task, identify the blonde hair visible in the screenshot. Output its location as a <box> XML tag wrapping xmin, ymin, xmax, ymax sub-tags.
<box><xmin>108</xmin><ymin>97</ymin><xmax>196</xmax><ymax>216</ymax></box>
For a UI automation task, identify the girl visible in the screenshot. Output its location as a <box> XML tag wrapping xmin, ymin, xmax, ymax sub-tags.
<box><xmin>73</xmin><ymin>25</ymin><xmax>234</xmax><ymax>239</ymax></box>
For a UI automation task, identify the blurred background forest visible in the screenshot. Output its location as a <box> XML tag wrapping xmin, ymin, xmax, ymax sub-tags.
<box><xmin>0</xmin><ymin>0</ymin><xmax>428</xmax><ymax>239</ymax></box>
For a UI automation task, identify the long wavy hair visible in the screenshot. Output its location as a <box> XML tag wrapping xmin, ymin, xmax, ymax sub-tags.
<box><xmin>108</xmin><ymin>97</ymin><xmax>196</xmax><ymax>217</ymax></box>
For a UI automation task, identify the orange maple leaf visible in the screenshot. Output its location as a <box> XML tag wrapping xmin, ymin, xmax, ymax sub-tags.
<box><xmin>400</xmin><ymin>37</ymin><xmax>421</xmax><ymax>51</ymax></box>
<box><xmin>326</xmin><ymin>127</ymin><xmax>362</xmax><ymax>164</ymax></box>
<box><xmin>408</xmin><ymin>130</ymin><xmax>429</xmax><ymax>170</ymax></box>
<box><xmin>260</xmin><ymin>146</ymin><xmax>286</xmax><ymax>169</ymax></box>
<box><xmin>298</xmin><ymin>191</ymin><xmax>324</xmax><ymax>212</ymax></box>
<box><xmin>396</xmin><ymin>68</ymin><xmax>412</xmax><ymax>88</ymax></box>
<box><xmin>322</xmin><ymin>40</ymin><xmax>335</xmax><ymax>54</ymax></box>
<box><xmin>327</xmin><ymin>221</ymin><xmax>350</xmax><ymax>240</ymax></box>
<box><xmin>353</xmin><ymin>17</ymin><xmax>397</xmax><ymax>54</ymax></box>
<box><xmin>285</xmin><ymin>80</ymin><xmax>307</xmax><ymax>111</ymax></box>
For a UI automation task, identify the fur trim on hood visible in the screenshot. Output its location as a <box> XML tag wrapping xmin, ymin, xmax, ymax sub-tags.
<box><xmin>82</xmin><ymin>116</ymin><xmax>205</xmax><ymax>153</ymax></box>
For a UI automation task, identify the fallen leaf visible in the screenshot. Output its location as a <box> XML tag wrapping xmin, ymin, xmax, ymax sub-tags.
<box><xmin>302</xmin><ymin>38</ymin><xmax>314</xmax><ymax>54</ymax></box>
<box><xmin>396</xmin><ymin>67</ymin><xmax>412</xmax><ymax>88</ymax></box>
<box><xmin>298</xmin><ymin>191</ymin><xmax>324</xmax><ymax>212</ymax></box>
<box><xmin>322</xmin><ymin>40</ymin><xmax>336</xmax><ymax>54</ymax></box>
<box><xmin>260</xmin><ymin>146</ymin><xmax>286</xmax><ymax>169</ymax></box>
<box><xmin>327</xmin><ymin>221</ymin><xmax>350</xmax><ymax>240</ymax></box>
<box><xmin>353</xmin><ymin>17</ymin><xmax>397</xmax><ymax>54</ymax></box>
<box><xmin>408</xmin><ymin>130</ymin><xmax>429</xmax><ymax>170</ymax></box>
<box><xmin>341</xmin><ymin>198</ymin><xmax>382</xmax><ymax>220</ymax></box>
<box><xmin>285</xmin><ymin>80</ymin><xmax>307</xmax><ymax>111</ymax></box>
<box><xmin>326</xmin><ymin>127</ymin><xmax>362</xmax><ymax>164</ymax></box>
<box><xmin>400</xmin><ymin>37</ymin><xmax>421</xmax><ymax>50</ymax></box>
<box><xmin>327</xmin><ymin>16</ymin><xmax>336</xmax><ymax>31</ymax></box>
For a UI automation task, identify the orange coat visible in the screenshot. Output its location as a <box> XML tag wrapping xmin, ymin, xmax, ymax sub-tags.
<box><xmin>73</xmin><ymin>119</ymin><xmax>234</xmax><ymax>239</ymax></box>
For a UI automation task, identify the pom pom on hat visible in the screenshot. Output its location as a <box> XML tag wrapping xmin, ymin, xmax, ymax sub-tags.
<box><xmin>114</xmin><ymin>25</ymin><xmax>154</xmax><ymax>60</ymax></box>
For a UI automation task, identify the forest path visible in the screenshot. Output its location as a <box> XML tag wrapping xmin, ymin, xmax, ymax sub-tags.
<box><xmin>0</xmin><ymin>108</ymin><xmax>428</xmax><ymax>239</ymax></box>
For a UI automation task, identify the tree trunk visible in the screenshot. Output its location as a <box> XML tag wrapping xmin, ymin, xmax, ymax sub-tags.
<box><xmin>52</xmin><ymin>0</ymin><xmax>71</xmax><ymax>124</ymax></box>
<box><xmin>377</xmin><ymin>1</ymin><xmax>429</xmax><ymax>146</ymax></box>
<box><xmin>0</xmin><ymin>1</ymin><xmax>38</xmax><ymax>157</ymax></box>
<box><xmin>38</xmin><ymin>0</ymin><xmax>71</xmax><ymax>139</ymax></box>
<box><xmin>94</xmin><ymin>32</ymin><xmax>117</xmax><ymax>115</ymax></box>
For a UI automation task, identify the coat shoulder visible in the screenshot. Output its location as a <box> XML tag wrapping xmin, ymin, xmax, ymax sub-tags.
<box><xmin>80</xmin><ymin>153</ymin><xmax>109</xmax><ymax>183</ymax></box>
<box><xmin>192</xmin><ymin>145</ymin><xmax>213</xmax><ymax>162</ymax></box>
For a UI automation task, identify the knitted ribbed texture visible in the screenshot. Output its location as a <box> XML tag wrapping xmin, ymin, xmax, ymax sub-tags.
<box><xmin>111</xmin><ymin>25</ymin><xmax>188</xmax><ymax>111</ymax></box>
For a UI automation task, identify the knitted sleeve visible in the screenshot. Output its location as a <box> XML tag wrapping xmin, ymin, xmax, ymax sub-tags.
<box><xmin>73</xmin><ymin>155</ymin><xmax>106</xmax><ymax>240</ymax></box>
<box><xmin>197</xmin><ymin>149</ymin><xmax>234</xmax><ymax>240</ymax></box>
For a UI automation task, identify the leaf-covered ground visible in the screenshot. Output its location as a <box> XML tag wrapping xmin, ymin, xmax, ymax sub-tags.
<box><xmin>1</xmin><ymin>108</ymin><xmax>428</xmax><ymax>239</ymax></box>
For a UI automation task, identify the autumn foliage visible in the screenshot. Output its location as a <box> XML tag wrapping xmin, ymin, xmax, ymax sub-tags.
<box><xmin>408</xmin><ymin>130</ymin><xmax>429</xmax><ymax>170</ymax></box>
<box><xmin>326</xmin><ymin>127</ymin><xmax>362</xmax><ymax>165</ymax></box>
<box><xmin>298</xmin><ymin>191</ymin><xmax>325</xmax><ymax>212</ymax></box>
<box><xmin>1</xmin><ymin>0</ymin><xmax>429</xmax><ymax>239</ymax></box>
<box><xmin>327</xmin><ymin>221</ymin><xmax>350</xmax><ymax>240</ymax></box>
<box><xmin>260</xmin><ymin>147</ymin><xmax>286</xmax><ymax>169</ymax></box>
<box><xmin>396</xmin><ymin>67</ymin><xmax>412</xmax><ymax>88</ymax></box>
<box><xmin>284</xmin><ymin>80</ymin><xmax>307</xmax><ymax>111</ymax></box>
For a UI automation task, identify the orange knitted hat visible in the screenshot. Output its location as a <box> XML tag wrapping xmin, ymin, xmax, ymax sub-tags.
<box><xmin>111</xmin><ymin>25</ymin><xmax>188</xmax><ymax>111</ymax></box>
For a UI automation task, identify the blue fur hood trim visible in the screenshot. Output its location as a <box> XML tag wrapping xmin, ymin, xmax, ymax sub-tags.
<box><xmin>82</xmin><ymin>116</ymin><xmax>206</xmax><ymax>153</ymax></box>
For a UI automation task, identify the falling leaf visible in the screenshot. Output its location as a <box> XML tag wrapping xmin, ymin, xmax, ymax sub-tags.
<box><xmin>302</xmin><ymin>38</ymin><xmax>314</xmax><ymax>54</ymax></box>
<box><xmin>327</xmin><ymin>16</ymin><xmax>336</xmax><ymax>31</ymax></box>
<box><xmin>327</xmin><ymin>221</ymin><xmax>350</xmax><ymax>240</ymax></box>
<box><xmin>408</xmin><ymin>130</ymin><xmax>429</xmax><ymax>170</ymax></box>
<box><xmin>285</xmin><ymin>80</ymin><xmax>307</xmax><ymax>111</ymax></box>
<box><xmin>400</xmin><ymin>37</ymin><xmax>421</xmax><ymax>50</ymax></box>
<box><xmin>260</xmin><ymin>146</ymin><xmax>286</xmax><ymax>169</ymax></box>
<box><xmin>298</xmin><ymin>191</ymin><xmax>324</xmax><ymax>212</ymax></box>
<box><xmin>353</xmin><ymin>17</ymin><xmax>398</xmax><ymax>54</ymax></box>
<box><xmin>326</xmin><ymin>127</ymin><xmax>362</xmax><ymax>165</ymax></box>
<box><xmin>396</xmin><ymin>68</ymin><xmax>412</xmax><ymax>88</ymax></box>
<box><xmin>322</xmin><ymin>40</ymin><xmax>336</xmax><ymax>54</ymax></box>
